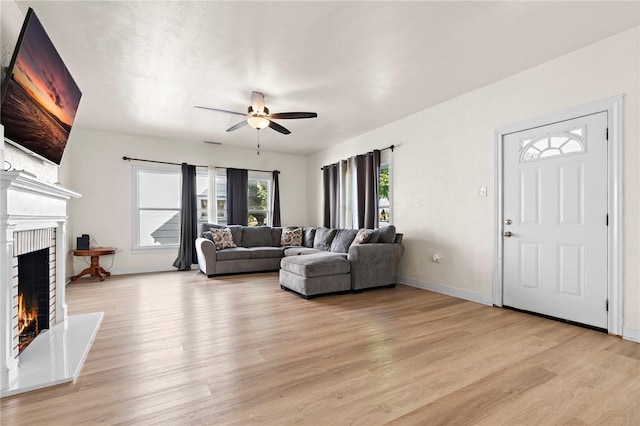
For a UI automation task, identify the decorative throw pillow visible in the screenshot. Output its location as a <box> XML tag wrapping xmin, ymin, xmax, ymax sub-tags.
<box><xmin>281</xmin><ymin>227</ymin><xmax>303</xmax><ymax>246</ymax></box>
<box><xmin>209</xmin><ymin>228</ymin><xmax>237</xmax><ymax>250</ymax></box>
<box><xmin>352</xmin><ymin>229</ymin><xmax>374</xmax><ymax>245</ymax></box>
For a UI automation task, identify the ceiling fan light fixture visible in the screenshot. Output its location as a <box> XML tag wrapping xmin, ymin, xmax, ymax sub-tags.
<box><xmin>247</xmin><ymin>116</ymin><xmax>270</xmax><ymax>130</ymax></box>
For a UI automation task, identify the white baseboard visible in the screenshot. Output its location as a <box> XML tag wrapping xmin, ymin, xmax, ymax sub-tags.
<box><xmin>622</xmin><ymin>326</ymin><xmax>640</xmax><ymax>343</ymax></box>
<box><xmin>108</xmin><ymin>265</ymin><xmax>177</xmax><ymax>275</ymax></box>
<box><xmin>398</xmin><ymin>276</ymin><xmax>493</xmax><ymax>306</ymax></box>
<box><xmin>68</xmin><ymin>265</ymin><xmax>177</xmax><ymax>279</ymax></box>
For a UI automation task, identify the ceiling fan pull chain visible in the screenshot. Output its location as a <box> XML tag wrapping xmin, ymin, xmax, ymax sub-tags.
<box><xmin>257</xmin><ymin>129</ymin><xmax>260</xmax><ymax>155</ymax></box>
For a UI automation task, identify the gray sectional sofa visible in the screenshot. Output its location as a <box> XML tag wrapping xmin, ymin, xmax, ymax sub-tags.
<box><xmin>194</xmin><ymin>223</ymin><xmax>404</xmax><ymax>296</ymax></box>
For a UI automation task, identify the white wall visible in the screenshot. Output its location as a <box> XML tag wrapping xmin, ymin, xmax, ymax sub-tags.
<box><xmin>61</xmin><ymin>128</ymin><xmax>308</xmax><ymax>275</ymax></box>
<box><xmin>307</xmin><ymin>27</ymin><xmax>640</xmax><ymax>333</ymax></box>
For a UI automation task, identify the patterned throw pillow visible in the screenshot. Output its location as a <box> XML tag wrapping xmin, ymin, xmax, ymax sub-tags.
<box><xmin>352</xmin><ymin>229</ymin><xmax>374</xmax><ymax>245</ymax></box>
<box><xmin>281</xmin><ymin>227</ymin><xmax>303</xmax><ymax>246</ymax></box>
<box><xmin>210</xmin><ymin>228</ymin><xmax>237</xmax><ymax>250</ymax></box>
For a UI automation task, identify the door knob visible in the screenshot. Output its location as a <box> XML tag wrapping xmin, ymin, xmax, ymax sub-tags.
<box><xmin>503</xmin><ymin>231</ymin><xmax>513</xmax><ymax>237</ymax></box>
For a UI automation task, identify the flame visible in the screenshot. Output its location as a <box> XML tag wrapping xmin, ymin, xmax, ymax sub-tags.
<box><xmin>17</xmin><ymin>293</ymin><xmax>38</xmax><ymax>337</ymax></box>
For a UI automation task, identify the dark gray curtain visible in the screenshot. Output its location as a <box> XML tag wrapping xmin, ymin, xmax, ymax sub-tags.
<box><xmin>322</xmin><ymin>163</ymin><xmax>339</xmax><ymax>228</ymax></box>
<box><xmin>173</xmin><ymin>163</ymin><xmax>197</xmax><ymax>271</ymax></box>
<box><xmin>271</xmin><ymin>171</ymin><xmax>281</xmax><ymax>227</ymax></box>
<box><xmin>227</xmin><ymin>168</ymin><xmax>248</xmax><ymax>225</ymax></box>
<box><xmin>356</xmin><ymin>150</ymin><xmax>381</xmax><ymax>229</ymax></box>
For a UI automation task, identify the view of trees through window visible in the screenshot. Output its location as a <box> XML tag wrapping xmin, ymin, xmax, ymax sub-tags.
<box><xmin>215</xmin><ymin>170</ymin><xmax>272</xmax><ymax>226</ymax></box>
<box><xmin>248</xmin><ymin>178</ymin><xmax>270</xmax><ymax>226</ymax></box>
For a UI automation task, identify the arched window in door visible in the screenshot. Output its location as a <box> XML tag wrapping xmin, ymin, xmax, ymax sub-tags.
<box><xmin>520</xmin><ymin>128</ymin><xmax>585</xmax><ymax>162</ymax></box>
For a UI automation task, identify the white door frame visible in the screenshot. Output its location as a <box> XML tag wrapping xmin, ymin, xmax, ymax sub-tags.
<box><xmin>493</xmin><ymin>95</ymin><xmax>624</xmax><ymax>335</ymax></box>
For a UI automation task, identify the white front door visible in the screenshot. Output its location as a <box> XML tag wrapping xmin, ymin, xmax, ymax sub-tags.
<box><xmin>502</xmin><ymin>111</ymin><xmax>608</xmax><ymax>329</ymax></box>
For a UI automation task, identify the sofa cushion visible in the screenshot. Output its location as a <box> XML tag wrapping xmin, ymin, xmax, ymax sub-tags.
<box><xmin>248</xmin><ymin>247</ymin><xmax>285</xmax><ymax>259</ymax></box>
<box><xmin>284</xmin><ymin>247</ymin><xmax>323</xmax><ymax>256</ymax></box>
<box><xmin>280</xmin><ymin>253</ymin><xmax>350</xmax><ymax>278</ymax></box>
<box><xmin>209</xmin><ymin>228</ymin><xmax>237</xmax><ymax>250</ymax></box>
<box><xmin>200</xmin><ymin>222</ymin><xmax>217</xmax><ymax>237</ymax></box>
<box><xmin>313</xmin><ymin>228</ymin><xmax>337</xmax><ymax>251</ymax></box>
<box><xmin>271</xmin><ymin>228</ymin><xmax>283</xmax><ymax>247</ymax></box>
<box><xmin>302</xmin><ymin>227</ymin><xmax>316</xmax><ymax>248</ymax></box>
<box><xmin>242</xmin><ymin>226</ymin><xmax>274</xmax><ymax>247</ymax></box>
<box><xmin>330</xmin><ymin>229</ymin><xmax>358</xmax><ymax>253</ymax></box>
<box><xmin>216</xmin><ymin>247</ymin><xmax>251</xmax><ymax>261</ymax></box>
<box><xmin>281</xmin><ymin>227</ymin><xmax>303</xmax><ymax>246</ymax></box>
<box><xmin>377</xmin><ymin>225</ymin><xmax>397</xmax><ymax>243</ymax></box>
<box><xmin>352</xmin><ymin>229</ymin><xmax>374</xmax><ymax>245</ymax></box>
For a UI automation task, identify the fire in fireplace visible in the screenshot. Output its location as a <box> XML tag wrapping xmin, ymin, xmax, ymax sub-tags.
<box><xmin>17</xmin><ymin>248</ymin><xmax>51</xmax><ymax>353</ymax></box>
<box><xmin>17</xmin><ymin>293</ymin><xmax>39</xmax><ymax>352</ymax></box>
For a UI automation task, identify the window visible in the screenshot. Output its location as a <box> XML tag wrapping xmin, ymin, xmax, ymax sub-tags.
<box><xmin>133</xmin><ymin>166</ymin><xmax>208</xmax><ymax>250</ymax></box>
<box><xmin>248</xmin><ymin>176</ymin><xmax>270</xmax><ymax>226</ymax></box>
<box><xmin>520</xmin><ymin>128</ymin><xmax>585</xmax><ymax>162</ymax></box>
<box><xmin>378</xmin><ymin>150</ymin><xmax>392</xmax><ymax>226</ymax></box>
<box><xmin>214</xmin><ymin>168</ymin><xmax>272</xmax><ymax>226</ymax></box>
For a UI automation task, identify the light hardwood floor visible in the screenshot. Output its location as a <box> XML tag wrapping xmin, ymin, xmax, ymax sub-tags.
<box><xmin>2</xmin><ymin>271</ymin><xmax>639</xmax><ymax>425</ymax></box>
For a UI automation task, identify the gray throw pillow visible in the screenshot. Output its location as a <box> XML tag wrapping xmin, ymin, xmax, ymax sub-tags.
<box><xmin>200</xmin><ymin>222</ymin><xmax>219</xmax><ymax>236</ymax></box>
<box><xmin>330</xmin><ymin>229</ymin><xmax>358</xmax><ymax>253</ymax></box>
<box><xmin>313</xmin><ymin>227</ymin><xmax>337</xmax><ymax>251</ymax></box>
<box><xmin>376</xmin><ymin>225</ymin><xmax>397</xmax><ymax>243</ymax></box>
<box><xmin>302</xmin><ymin>227</ymin><xmax>316</xmax><ymax>248</ymax></box>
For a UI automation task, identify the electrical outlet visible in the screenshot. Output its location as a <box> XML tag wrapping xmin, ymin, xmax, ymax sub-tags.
<box><xmin>477</xmin><ymin>186</ymin><xmax>487</xmax><ymax>198</ymax></box>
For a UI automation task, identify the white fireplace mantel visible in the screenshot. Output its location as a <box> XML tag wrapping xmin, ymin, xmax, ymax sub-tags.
<box><xmin>1</xmin><ymin>171</ymin><xmax>80</xmax><ymax>227</ymax></box>
<box><xmin>1</xmin><ymin>170</ymin><xmax>102</xmax><ymax>397</ymax></box>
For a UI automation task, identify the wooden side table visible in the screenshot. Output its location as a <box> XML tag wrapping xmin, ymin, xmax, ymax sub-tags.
<box><xmin>71</xmin><ymin>247</ymin><xmax>116</xmax><ymax>281</ymax></box>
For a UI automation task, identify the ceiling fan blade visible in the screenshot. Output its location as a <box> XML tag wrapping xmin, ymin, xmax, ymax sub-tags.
<box><xmin>251</xmin><ymin>91</ymin><xmax>265</xmax><ymax>114</ymax></box>
<box><xmin>194</xmin><ymin>106</ymin><xmax>248</xmax><ymax>117</ymax></box>
<box><xmin>226</xmin><ymin>120</ymin><xmax>249</xmax><ymax>132</ymax></box>
<box><xmin>268</xmin><ymin>120</ymin><xmax>291</xmax><ymax>135</ymax></box>
<box><xmin>267</xmin><ymin>112</ymin><xmax>318</xmax><ymax>120</ymax></box>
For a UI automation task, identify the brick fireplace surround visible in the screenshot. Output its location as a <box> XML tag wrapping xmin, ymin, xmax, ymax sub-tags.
<box><xmin>1</xmin><ymin>171</ymin><xmax>102</xmax><ymax>397</ymax></box>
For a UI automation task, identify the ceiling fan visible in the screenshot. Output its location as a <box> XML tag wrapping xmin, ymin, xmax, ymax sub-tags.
<box><xmin>195</xmin><ymin>91</ymin><xmax>317</xmax><ymax>135</ymax></box>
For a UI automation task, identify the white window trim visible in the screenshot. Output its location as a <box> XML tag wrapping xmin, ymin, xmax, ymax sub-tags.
<box><xmin>381</xmin><ymin>149</ymin><xmax>393</xmax><ymax>225</ymax></box>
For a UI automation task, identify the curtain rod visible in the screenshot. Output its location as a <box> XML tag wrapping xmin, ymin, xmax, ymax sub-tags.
<box><xmin>319</xmin><ymin>144</ymin><xmax>395</xmax><ymax>170</ymax></box>
<box><xmin>122</xmin><ymin>156</ymin><xmax>279</xmax><ymax>174</ymax></box>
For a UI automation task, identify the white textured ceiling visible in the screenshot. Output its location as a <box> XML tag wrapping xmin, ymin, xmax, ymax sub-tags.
<box><xmin>13</xmin><ymin>1</ymin><xmax>640</xmax><ymax>156</ymax></box>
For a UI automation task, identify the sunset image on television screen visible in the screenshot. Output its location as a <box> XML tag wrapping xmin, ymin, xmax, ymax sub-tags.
<box><xmin>1</xmin><ymin>11</ymin><xmax>81</xmax><ymax>165</ymax></box>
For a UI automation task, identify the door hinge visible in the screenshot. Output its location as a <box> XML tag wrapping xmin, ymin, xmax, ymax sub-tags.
<box><xmin>606</xmin><ymin>128</ymin><xmax>609</xmax><ymax>140</ymax></box>
<box><xmin>606</xmin><ymin>299</ymin><xmax>609</xmax><ymax>312</ymax></box>
<box><xmin>606</xmin><ymin>214</ymin><xmax>609</xmax><ymax>226</ymax></box>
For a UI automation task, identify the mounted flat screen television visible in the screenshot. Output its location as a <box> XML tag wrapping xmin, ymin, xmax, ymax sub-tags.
<box><xmin>1</xmin><ymin>7</ymin><xmax>81</xmax><ymax>166</ymax></box>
